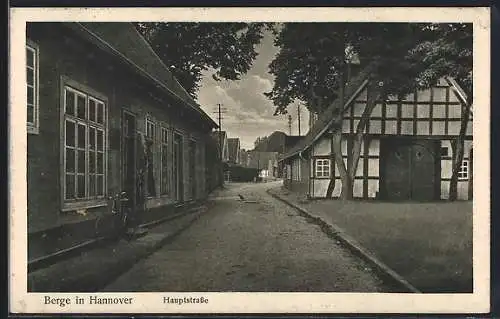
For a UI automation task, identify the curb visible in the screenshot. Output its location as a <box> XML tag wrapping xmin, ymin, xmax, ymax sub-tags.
<box><xmin>267</xmin><ymin>188</ymin><xmax>421</xmax><ymax>293</ymax></box>
<box><xmin>29</xmin><ymin>210</ymin><xmax>204</xmax><ymax>292</ymax></box>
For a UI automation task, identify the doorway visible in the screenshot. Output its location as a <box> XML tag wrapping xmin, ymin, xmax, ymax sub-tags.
<box><xmin>380</xmin><ymin>138</ymin><xmax>440</xmax><ymax>201</ymax></box>
<box><xmin>122</xmin><ymin>110</ymin><xmax>136</xmax><ymax>207</ymax></box>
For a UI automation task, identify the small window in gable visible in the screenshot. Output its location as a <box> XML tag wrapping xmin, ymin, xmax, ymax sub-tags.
<box><xmin>27</xmin><ymin>41</ymin><xmax>39</xmax><ymax>134</ymax></box>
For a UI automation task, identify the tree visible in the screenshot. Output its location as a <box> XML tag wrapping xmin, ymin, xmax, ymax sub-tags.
<box><xmin>267</xmin><ymin>23</ymin><xmax>422</xmax><ymax>199</ymax></box>
<box><xmin>406</xmin><ymin>23</ymin><xmax>472</xmax><ymax>200</ymax></box>
<box><xmin>135</xmin><ymin>23</ymin><xmax>269</xmax><ymax>98</ymax></box>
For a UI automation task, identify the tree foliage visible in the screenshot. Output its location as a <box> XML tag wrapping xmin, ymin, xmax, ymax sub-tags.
<box><xmin>266</xmin><ymin>22</ymin><xmax>472</xmax><ymax>115</ymax></box>
<box><xmin>135</xmin><ymin>22</ymin><xmax>268</xmax><ymax>98</ymax></box>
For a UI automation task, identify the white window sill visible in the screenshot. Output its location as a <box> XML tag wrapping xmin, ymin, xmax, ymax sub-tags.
<box><xmin>62</xmin><ymin>199</ymin><xmax>108</xmax><ymax>212</ymax></box>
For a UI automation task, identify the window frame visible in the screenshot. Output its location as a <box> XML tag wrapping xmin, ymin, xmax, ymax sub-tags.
<box><xmin>145</xmin><ymin>117</ymin><xmax>157</xmax><ymax>198</ymax></box>
<box><xmin>60</xmin><ymin>77</ymin><xmax>108</xmax><ymax>212</ymax></box>
<box><xmin>458</xmin><ymin>159</ymin><xmax>469</xmax><ymax>181</ymax></box>
<box><xmin>314</xmin><ymin>158</ymin><xmax>331</xmax><ymax>179</ymax></box>
<box><xmin>160</xmin><ymin>125</ymin><xmax>170</xmax><ymax>196</ymax></box>
<box><xmin>26</xmin><ymin>39</ymin><xmax>40</xmax><ymax>134</ymax></box>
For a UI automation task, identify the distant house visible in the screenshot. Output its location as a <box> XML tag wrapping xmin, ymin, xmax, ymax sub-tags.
<box><xmin>26</xmin><ymin>22</ymin><xmax>218</xmax><ymax>260</ymax></box>
<box><xmin>227</xmin><ymin>138</ymin><xmax>241</xmax><ymax>164</ymax></box>
<box><xmin>211</xmin><ymin>131</ymin><xmax>229</xmax><ymax>163</ymax></box>
<box><xmin>280</xmin><ymin>65</ymin><xmax>472</xmax><ymax>201</ymax></box>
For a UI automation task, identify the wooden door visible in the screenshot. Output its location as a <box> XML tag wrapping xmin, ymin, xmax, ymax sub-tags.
<box><xmin>410</xmin><ymin>141</ymin><xmax>438</xmax><ymax>201</ymax></box>
<box><xmin>381</xmin><ymin>138</ymin><xmax>439</xmax><ymax>201</ymax></box>
<box><xmin>382</xmin><ymin>140</ymin><xmax>412</xmax><ymax>200</ymax></box>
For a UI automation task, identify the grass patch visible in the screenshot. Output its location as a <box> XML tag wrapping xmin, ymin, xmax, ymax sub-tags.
<box><xmin>275</xmin><ymin>189</ymin><xmax>473</xmax><ymax>293</ymax></box>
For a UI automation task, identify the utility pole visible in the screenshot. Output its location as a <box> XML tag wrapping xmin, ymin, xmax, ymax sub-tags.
<box><xmin>288</xmin><ymin>115</ymin><xmax>292</xmax><ymax>135</ymax></box>
<box><xmin>297</xmin><ymin>104</ymin><xmax>302</xmax><ymax>136</ymax></box>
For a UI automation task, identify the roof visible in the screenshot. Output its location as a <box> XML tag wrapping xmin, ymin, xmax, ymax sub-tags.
<box><xmin>227</xmin><ymin>138</ymin><xmax>240</xmax><ymax>162</ymax></box>
<box><xmin>65</xmin><ymin>22</ymin><xmax>217</xmax><ymax>128</ymax></box>
<box><xmin>280</xmin><ymin>64</ymin><xmax>471</xmax><ymax>162</ymax></box>
<box><xmin>281</xmin><ymin>63</ymin><xmax>377</xmax><ymax>161</ymax></box>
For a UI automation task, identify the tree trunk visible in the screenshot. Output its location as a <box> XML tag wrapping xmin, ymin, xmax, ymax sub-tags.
<box><xmin>348</xmin><ymin>81</ymin><xmax>382</xmax><ymax>184</ymax></box>
<box><xmin>326</xmin><ymin>32</ymin><xmax>346</xmax><ymax>198</ymax></box>
<box><xmin>332</xmin><ymin>129</ymin><xmax>352</xmax><ymax>199</ymax></box>
<box><xmin>449</xmin><ymin>102</ymin><xmax>471</xmax><ymax>201</ymax></box>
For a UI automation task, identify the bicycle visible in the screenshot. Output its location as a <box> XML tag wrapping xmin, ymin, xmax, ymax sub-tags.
<box><xmin>107</xmin><ymin>191</ymin><xmax>132</xmax><ymax>239</ymax></box>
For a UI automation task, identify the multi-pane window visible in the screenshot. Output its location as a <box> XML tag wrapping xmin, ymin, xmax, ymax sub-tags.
<box><xmin>315</xmin><ymin>159</ymin><xmax>331</xmax><ymax>178</ymax></box>
<box><xmin>145</xmin><ymin>118</ymin><xmax>156</xmax><ymax>197</ymax></box>
<box><xmin>26</xmin><ymin>43</ymin><xmax>39</xmax><ymax>133</ymax></box>
<box><xmin>64</xmin><ymin>86</ymin><xmax>106</xmax><ymax>201</ymax></box>
<box><xmin>160</xmin><ymin>127</ymin><xmax>169</xmax><ymax>195</ymax></box>
<box><xmin>458</xmin><ymin>159</ymin><xmax>469</xmax><ymax>180</ymax></box>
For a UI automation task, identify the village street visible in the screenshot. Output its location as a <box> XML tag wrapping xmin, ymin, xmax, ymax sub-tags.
<box><xmin>102</xmin><ymin>181</ymin><xmax>388</xmax><ymax>292</ymax></box>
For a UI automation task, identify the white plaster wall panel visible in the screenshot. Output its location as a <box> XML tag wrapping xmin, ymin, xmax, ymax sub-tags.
<box><xmin>401</xmin><ymin>105</ymin><xmax>413</xmax><ymax>118</ymax></box>
<box><xmin>353</xmin><ymin>119</ymin><xmax>360</xmax><ymax>132</ymax></box>
<box><xmin>369</xmin><ymin>119</ymin><xmax>382</xmax><ymax>134</ymax></box>
<box><xmin>417</xmin><ymin>104</ymin><xmax>430</xmax><ymax>118</ymax></box>
<box><xmin>386</xmin><ymin>104</ymin><xmax>398</xmax><ymax>118</ymax></box>
<box><xmin>433</xmin><ymin>87</ymin><xmax>448</xmax><ymax>102</ymax></box>
<box><xmin>417</xmin><ymin>121</ymin><xmax>430</xmax><ymax>135</ymax></box>
<box><xmin>448</xmin><ymin>104</ymin><xmax>462</xmax><ymax>119</ymax></box>
<box><xmin>341</xmin><ymin>138</ymin><xmax>348</xmax><ymax>156</ymax></box>
<box><xmin>441</xmin><ymin>180</ymin><xmax>450</xmax><ymax>199</ymax></box>
<box><xmin>355</xmin><ymin>160</ymin><xmax>364</xmax><ymax>177</ymax></box>
<box><xmin>334</xmin><ymin>160</ymin><xmax>340</xmax><ymax>178</ymax></box>
<box><xmin>466</xmin><ymin>120</ymin><xmax>473</xmax><ymax>136</ymax></box>
<box><xmin>368</xmin><ymin>139</ymin><xmax>380</xmax><ymax>156</ymax></box>
<box><xmin>367</xmin><ymin>179</ymin><xmax>379</xmax><ymax>198</ymax></box>
<box><xmin>441</xmin><ymin>159</ymin><xmax>452</xmax><ymax>179</ymax></box>
<box><xmin>464</xmin><ymin>140</ymin><xmax>473</xmax><ymax>157</ymax></box>
<box><xmin>432</xmin><ymin>121</ymin><xmax>446</xmax><ymax>135</ymax></box>
<box><xmin>332</xmin><ymin>179</ymin><xmax>342</xmax><ymax>197</ymax></box>
<box><xmin>401</xmin><ymin>120</ymin><xmax>413</xmax><ymax>135</ymax></box>
<box><xmin>313</xmin><ymin>137</ymin><xmax>330</xmax><ymax>156</ymax></box>
<box><xmin>418</xmin><ymin>88</ymin><xmax>431</xmax><ymax>101</ymax></box>
<box><xmin>310</xmin><ymin>159</ymin><xmax>314</xmax><ymax>178</ymax></box>
<box><xmin>353</xmin><ymin>102</ymin><xmax>365</xmax><ymax>116</ymax></box>
<box><xmin>457</xmin><ymin>181</ymin><xmax>469</xmax><ymax>200</ymax></box>
<box><xmin>353</xmin><ymin>179</ymin><xmax>363</xmax><ymax>197</ymax></box>
<box><xmin>368</xmin><ymin>158</ymin><xmax>379</xmax><ymax>177</ymax></box>
<box><xmin>385</xmin><ymin>120</ymin><xmax>397</xmax><ymax>134</ymax></box>
<box><xmin>313</xmin><ymin>179</ymin><xmax>329</xmax><ymax>197</ymax></box>
<box><xmin>448</xmin><ymin>121</ymin><xmax>461</xmax><ymax>135</ymax></box>
<box><xmin>342</xmin><ymin>118</ymin><xmax>351</xmax><ymax>133</ymax></box>
<box><xmin>372</xmin><ymin>103</ymin><xmax>383</xmax><ymax>117</ymax></box>
<box><xmin>433</xmin><ymin>105</ymin><xmax>446</xmax><ymax>118</ymax></box>
<box><xmin>449</xmin><ymin>90</ymin><xmax>461</xmax><ymax>103</ymax></box>
<box><xmin>360</xmin><ymin>140</ymin><xmax>365</xmax><ymax>155</ymax></box>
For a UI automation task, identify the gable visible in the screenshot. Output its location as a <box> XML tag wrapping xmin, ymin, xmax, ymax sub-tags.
<box><xmin>341</xmin><ymin>78</ymin><xmax>472</xmax><ymax>137</ymax></box>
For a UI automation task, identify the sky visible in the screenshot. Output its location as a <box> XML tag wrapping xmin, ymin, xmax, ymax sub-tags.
<box><xmin>196</xmin><ymin>30</ymin><xmax>310</xmax><ymax>150</ymax></box>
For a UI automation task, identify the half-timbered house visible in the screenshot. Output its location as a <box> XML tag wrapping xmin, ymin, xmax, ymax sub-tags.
<box><xmin>281</xmin><ymin>69</ymin><xmax>473</xmax><ymax>201</ymax></box>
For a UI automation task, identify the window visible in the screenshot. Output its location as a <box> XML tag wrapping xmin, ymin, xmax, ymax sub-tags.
<box><xmin>145</xmin><ymin>118</ymin><xmax>156</xmax><ymax>197</ymax></box>
<box><xmin>441</xmin><ymin>146</ymin><xmax>449</xmax><ymax>157</ymax></box>
<box><xmin>458</xmin><ymin>159</ymin><xmax>469</xmax><ymax>180</ymax></box>
<box><xmin>315</xmin><ymin>159</ymin><xmax>331</xmax><ymax>178</ymax></box>
<box><xmin>160</xmin><ymin>127</ymin><xmax>169</xmax><ymax>195</ymax></box>
<box><xmin>27</xmin><ymin>42</ymin><xmax>39</xmax><ymax>133</ymax></box>
<box><xmin>63</xmin><ymin>86</ymin><xmax>106</xmax><ymax>201</ymax></box>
